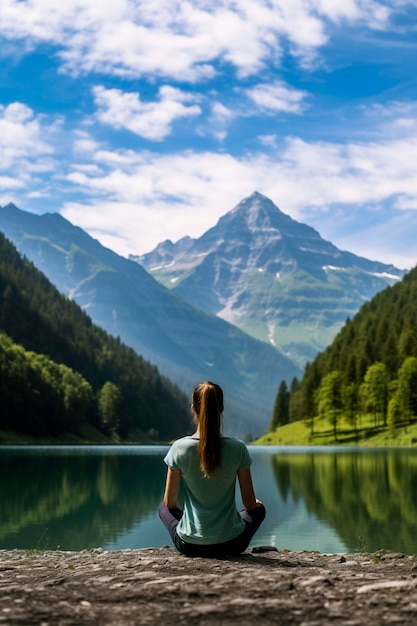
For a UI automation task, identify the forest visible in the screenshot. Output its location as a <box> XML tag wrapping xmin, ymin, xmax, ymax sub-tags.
<box><xmin>0</xmin><ymin>232</ymin><xmax>189</xmax><ymax>442</ymax></box>
<box><xmin>269</xmin><ymin>265</ymin><xmax>417</xmax><ymax>441</ymax></box>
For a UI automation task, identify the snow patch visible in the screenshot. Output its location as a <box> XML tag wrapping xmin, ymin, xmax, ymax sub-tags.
<box><xmin>369</xmin><ymin>271</ymin><xmax>401</xmax><ymax>280</ymax></box>
<box><xmin>323</xmin><ymin>266</ymin><xmax>401</xmax><ymax>281</ymax></box>
<box><xmin>300</xmin><ymin>246</ymin><xmax>323</xmax><ymax>254</ymax></box>
<box><xmin>170</xmin><ymin>277</ymin><xmax>180</xmax><ymax>283</ymax></box>
<box><xmin>267</xmin><ymin>321</ymin><xmax>276</xmax><ymax>346</ymax></box>
<box><xmin>149</xmin><ymin>260</ymin><xmax>175</xmax><ymax>271</ymax></box>
<box><xmin>323</xmin><ymin>265</ymin><xmax>345</xmax><ymax>272</ymax></box>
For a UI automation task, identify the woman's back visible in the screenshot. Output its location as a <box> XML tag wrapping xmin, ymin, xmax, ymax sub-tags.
<box><xmin>158</xmin><ymin>381</ymin><xmax>265</xmax><ymax>557</ymax></box>
<box><xmin>164</xmin><ymin>436</ymin><xmax>252</xmax><ymax>544</ymax></box>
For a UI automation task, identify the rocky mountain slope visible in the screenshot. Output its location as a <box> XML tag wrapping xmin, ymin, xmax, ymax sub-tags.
<box><xmin>0</xmin><ymin>203</ymin><xmax>299</xmax><ymax>437</ymax></box>
<box><xmin>134</xmin><ymin>192</ymin><xmax>406</xmax><ymax>367</ymax></box>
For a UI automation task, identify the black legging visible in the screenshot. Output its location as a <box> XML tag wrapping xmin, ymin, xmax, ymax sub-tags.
<box><xmin>158</xmin><ymin>501</ymin><xmax>266</xmax><ymax>558</ymax></box>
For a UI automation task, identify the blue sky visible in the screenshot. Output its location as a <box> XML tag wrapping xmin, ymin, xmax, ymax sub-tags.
<box><xmin>1</xmin><ymin>0</ymin><xmax>417</xmax><ymax>268</ymax></box>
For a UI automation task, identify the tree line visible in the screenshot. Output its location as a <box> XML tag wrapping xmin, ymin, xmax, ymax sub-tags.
<box><xmin>0</xmin><ymin>232</ymin><xmax>190</xmax><ymax>440</ymax></box>
<box><xmin>270</xmin><ymin>265</ymin><xmax>417</xmax><ymax>439</ymax></box>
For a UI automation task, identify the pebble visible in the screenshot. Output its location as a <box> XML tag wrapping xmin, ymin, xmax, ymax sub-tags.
<box><xmin>1</xmin><ymin>548</ymin><xmax>417</xmax><ymax>624</ymax></box>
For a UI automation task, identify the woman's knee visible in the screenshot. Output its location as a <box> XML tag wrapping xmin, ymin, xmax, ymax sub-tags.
<box><xmin>246</xmin><ymin>504</ymin><xmax>266</xmax><ymax>524</ymax></box>
<box><xmin>255</xmin><ymin>503</ymin><xmax>266</xmax><ymax>522</ymax></box>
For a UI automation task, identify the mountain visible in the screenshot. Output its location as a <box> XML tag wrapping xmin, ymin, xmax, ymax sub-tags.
<box><xmin>0</xmin><ymin>202</ymin><xmax>300</xmax><ymax>438</ymax></box>
<box><xmin>0</xmin><ymin>231</ymin><xmax>189</xmax><ymax>441</ymax></box>
<box><xmin>133</xmin><ymin>191</ymin><xmax>406</xmax><ymax>367</ymax></box>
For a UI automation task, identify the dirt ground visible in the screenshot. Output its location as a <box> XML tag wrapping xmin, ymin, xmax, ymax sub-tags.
<box><xmin>1</xmin><ymin>547</ymin><xmax>417</xmax><ymax>625</ymax></box>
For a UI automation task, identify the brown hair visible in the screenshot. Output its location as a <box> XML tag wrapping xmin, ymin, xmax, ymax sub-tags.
<box><xmin>192</xmin><ymin>381</ymin><xmax>224</xmax><ymax>477</ymax></box>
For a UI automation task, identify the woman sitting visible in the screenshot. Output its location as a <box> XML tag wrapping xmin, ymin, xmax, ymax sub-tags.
<box><xmin>158</xmin><ymin>381</ymin><xmax>265</xmax><ymax>558</ymax></box>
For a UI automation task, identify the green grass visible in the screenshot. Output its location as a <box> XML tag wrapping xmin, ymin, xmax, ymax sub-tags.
<box><xmin>254</xmin><ymin>414</ymin><xmax>417</xmax><ymax>447</ymax></box>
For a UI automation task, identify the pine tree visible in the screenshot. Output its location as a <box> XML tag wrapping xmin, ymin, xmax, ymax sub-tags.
<box><xmin>269</xmin><ymin>380</ymin><xmax>289</xmax><ymax>431</ymax></box>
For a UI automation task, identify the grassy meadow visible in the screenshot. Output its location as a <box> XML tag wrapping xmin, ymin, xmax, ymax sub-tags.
<box><xmin>254</xmin><ymin>414</ymin><xmax>417</xmax><ymax>447</ymax></box>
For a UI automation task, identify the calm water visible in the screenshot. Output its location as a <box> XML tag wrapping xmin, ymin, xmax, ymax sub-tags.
<box><xmin>1</xmin><ymin>445</ymin><xmax>417</xmax><ymax>554</ymax></box>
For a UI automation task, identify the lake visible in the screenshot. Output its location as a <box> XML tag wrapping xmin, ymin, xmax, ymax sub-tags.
<box><xmin>1</xmin><ymin>445</ymin><xmax>417</xmax><ymax>554</ymax></box>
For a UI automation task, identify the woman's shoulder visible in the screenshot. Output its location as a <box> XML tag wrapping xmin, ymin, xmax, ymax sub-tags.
<box><xmin>221</xmin><ymin>437</ymin><xmax>252</xmax><ymax>467</ymax></box>
<box><xmin>165</xmin><ymin>436</ymin><xmax>198</xmax><ymax>466</ymax></box>
<box><xmin>221</xmin><ymin>436</ymin><xmax>248</xmax><ymax>450</ymax></box>
<box><xmin>171</xmin><ymin>436</ymin><xmax>199</xmax><ymax>450</ymax></box>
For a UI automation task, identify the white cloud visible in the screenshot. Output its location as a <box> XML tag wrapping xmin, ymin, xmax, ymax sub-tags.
<box><xmin>210</xmin><ymin>102</ymin><xmax>235</xmax><ymax>124</ymax></box>
<box><xmin>0</xmin><ymin>102</ymin><xmax>58</xmax><ymax>199</ymax></box>
<box><xmin>360</xmin><ymin>101</ymin><xmax>417</xmax><ymax>138</ymax></box>
<box><xmin>0</xmin><ymin>103</ymin><xmax>53</xmax><ymax>167</ymax></box>
<box><xmin>312</xmin><ymin>0</ymin><xmax>390</xmax><ymax>27</ymax></box>
<box><xmin>278</xmin><ymin>135</ymin><xmax>417</xmax><ymax>211</ymax></box>
<box><xmin>65</xmin><ymin>127</ymin><xmax>417</xmax><ymax>218</ymax></box>
<box><xmin>61</xmin><ymin>150</ymin><xmax>258</xmax><ymax>255</ymax></box>
<box><xmin>246</xmin><ymin>81</ymin><xmax>308</xmax><ymax>113</ymax></box>
<box><xmin>59</xmin><ymin>114</ymin><xmax>417</xmax><ymax>270</ymax></box>
<box><xmin>258</xmin><ymin>134</ymin><xmax>279</xmax><ymax>148</ymax></box>
<box><xmin>2</xmin><ymin>1</ymin><xmax>417</xmax><ymax>270</ymax></box>
<box><xmin>73</xmin><ymin>130</ymin><xmax>101</xmax><ymax>155</ymax></box>
<box><xmin>199</xmin><ymin>101</ymin><xmax>236</xmax><ymax>140</ymax></box>
<box><xmin>0</xmin><ymin>176</ymin><xmax>24</xmax><ymax>190</ymax></box>
<box><xmin>0</xmin><ymin>0</ymin><xmax>403</xmax><ymax>81</ymax></box>
<box><xmin>92</xmin><ymin>85</ymin><xmax>201</xmax><ymax>140</ymax></box>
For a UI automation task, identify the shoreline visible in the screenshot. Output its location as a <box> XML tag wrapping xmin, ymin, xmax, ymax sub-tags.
<box><xmin>1</xmin><ymin>547</ymin><xmax>417</xmax><ymax>624</ymax></box>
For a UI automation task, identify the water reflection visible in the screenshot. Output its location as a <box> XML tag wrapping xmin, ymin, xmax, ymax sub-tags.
<box><xmin>1</xmin><ymin>446</ymin><xmax>417</xmax><ymax>554</ymax></box>
<box><xmin>269</xmin><ymin>448</ymin><xmax>417</xmax><ymax>554</ymax></box>
<box><xmin>0</xmin><ymin>446</ymin><xmax>168</xmax><ymax>550</ymax></box>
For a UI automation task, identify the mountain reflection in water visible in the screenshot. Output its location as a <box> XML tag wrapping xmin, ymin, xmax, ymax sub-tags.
<box><xmin>1</xmin><ymin>446</ymin><xmax>416</xmax><ymax>554</ymax></box>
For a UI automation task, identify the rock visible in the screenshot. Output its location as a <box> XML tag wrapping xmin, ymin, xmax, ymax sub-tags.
<box><xmin>252</xmin><ymin>546</ymin><xmax>278</xmax><ymax>553</ymax></box>
<box><xmin>1</xmin><ymin>547</ymin><xmax>417</xmax><ymax>625</ymax></box>
<box><xmin>357</xmin><ymin>580</ymin><xmax>417</xmax><ymax>593</ymax></box>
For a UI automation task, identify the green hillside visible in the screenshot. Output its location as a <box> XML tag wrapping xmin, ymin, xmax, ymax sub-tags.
<box><xmin>0</xmin><ymin>232</ymin><xmax>189</xmax><ymax>442</ymax></box>
<box><xmin>259</xmin><ymin>265</ymin><xmax>417</xmax><ymax>446</ymax></box>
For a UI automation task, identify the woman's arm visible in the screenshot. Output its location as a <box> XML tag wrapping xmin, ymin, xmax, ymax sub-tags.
<box><xmin>163</xmin><ymin>467</ymin><xmax>181</xmax><ymax>509</ymax></box>
<box><xmin>237</xmin><ymin>467</ymin><xmax>262</xmax><ymax>511</ymax></box>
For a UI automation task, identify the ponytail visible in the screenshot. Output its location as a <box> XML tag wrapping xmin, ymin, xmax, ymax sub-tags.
<box><xmin>192</xmin><ymin>381</ymin><xmax>223</xmax><ymax>477</ymax></box>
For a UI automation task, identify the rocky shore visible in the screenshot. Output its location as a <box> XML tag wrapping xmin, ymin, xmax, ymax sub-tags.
<box><xmin>1</xmin><ymin>547</ymin><xmax>417</xmax><ymax>625</ymax></box>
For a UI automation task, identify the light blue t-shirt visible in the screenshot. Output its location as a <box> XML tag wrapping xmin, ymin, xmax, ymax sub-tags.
<box><xmin>164</xmin><ymin>436</ymin><xmax>252</xmax><ymax>545</ymax></box>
